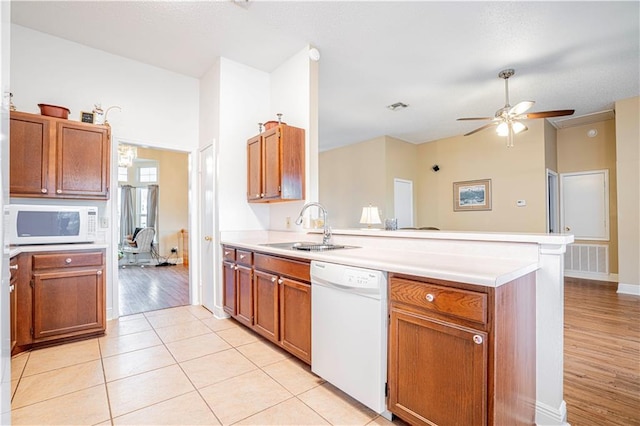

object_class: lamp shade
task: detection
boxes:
[360,205,382,227]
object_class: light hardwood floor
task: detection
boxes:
[564,277,640,426]
[118,264,189,316]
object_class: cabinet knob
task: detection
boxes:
[9,284,15,293]
[233,264,238,270]
[65,258,72,264]
[240,254,246,260]
[224,250,230,256]
[41,188,47,193]
[9,264,18,270]
[278,279,283,284]
[271,276,277,283]
[260,193,265,197]
[473,335,483,345]
[425,293,434,302]
[565,226,571,232]
[56,189,62,194]
[255,194,260,198]
[96,270,103,276]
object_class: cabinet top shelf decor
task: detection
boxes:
[247,123,305,203]
[10,111,111,200]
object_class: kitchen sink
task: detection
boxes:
[260,241,358,251]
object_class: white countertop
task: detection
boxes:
[220,230,552,287]
[9,243,109,258]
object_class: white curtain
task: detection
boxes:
[147,184,159,231]
[120,185,135,245]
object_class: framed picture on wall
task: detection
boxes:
[453,179,492,211]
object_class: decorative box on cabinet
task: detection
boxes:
[247,124,305,203]
[387,273,536,426]
[10,111,111,200]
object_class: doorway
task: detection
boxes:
[394,178,414,228]
[546,169,559,233]
[116,143,191,316]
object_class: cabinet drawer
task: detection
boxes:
[236,250,253,266]
[254,253,310,283]
[390,277,487,324]
[222,247,236,262]
[32,251,104,270]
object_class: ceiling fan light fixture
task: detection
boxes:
[496,121,509,136]
[512,121,526,134]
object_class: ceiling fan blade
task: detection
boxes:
[457,117,494,121]
[522,109,575,119]
[509,100,534,116]
[464,122,497,136]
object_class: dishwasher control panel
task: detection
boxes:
[343,268,381,289]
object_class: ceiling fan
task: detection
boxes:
[457,69,575,147]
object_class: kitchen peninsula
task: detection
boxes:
[220,228,574,425]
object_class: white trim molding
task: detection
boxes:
[565,271,618,282]
[535,400,568,426]
[617,283,640,296]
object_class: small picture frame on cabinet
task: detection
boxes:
[80,111,94,123]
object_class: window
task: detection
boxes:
[139,167,158,183]
[118,167,128,182]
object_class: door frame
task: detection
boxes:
[546,169,559,233]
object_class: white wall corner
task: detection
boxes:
[617,282,640,296]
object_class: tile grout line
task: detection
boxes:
[97,336,116,425]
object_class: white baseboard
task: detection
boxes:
[617,282,640,296]
[564,271,618,282]
[536,400,568,426]
[212,305,230,320]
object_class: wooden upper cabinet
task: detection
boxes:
[246,124,305,203]
[10,111,111,200]
[9,112,51,196]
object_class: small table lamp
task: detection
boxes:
[360,205,382,229]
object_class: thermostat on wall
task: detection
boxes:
[517,200,526,207]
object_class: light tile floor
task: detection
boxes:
[11,305,406,425]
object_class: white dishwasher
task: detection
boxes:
[311,261,390,418]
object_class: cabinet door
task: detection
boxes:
[56,121,110,199]
[279,277,311,364]
[247,135,262,201]
[262,128,281,200]
[388,307,487,426]
[235,264,253,327]
[222,261,237,316]
[9,259,18,352]
[32,267,105,340]
[253,269,279,342]
[9,114,51,196]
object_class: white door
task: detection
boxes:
[200,145,216,310]
[547,169,559,233]
[561,170,609,240]
[394,179,414,228]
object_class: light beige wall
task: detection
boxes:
[137,147,189,258]
[614,96,640,291]
[557,119,618,273]
[384,137,419,223]
[319,136,387,228]
[416,120,548,232]
[545,120,558,172]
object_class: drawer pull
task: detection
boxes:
[41,188,47,193]
[224,250,230,256]
[9,284,15,293]
[271,276,277,283]
[240,254,246,260]
[9,264,18,270]
[65,258,72,264]
[96,270,103,276]
[56,189,62,194]
[473,335,483,345]
[425,293,434,302]
[233,264,238,270]
[278,279,283,285]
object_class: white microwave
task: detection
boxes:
[7,204,98,245]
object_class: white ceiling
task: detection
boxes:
[11,1,640,151]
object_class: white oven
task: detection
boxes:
[7,204,98,245]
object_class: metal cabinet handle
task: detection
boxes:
[9,284,15,293]
[425,293,434,302]
[65,258,72,264]
[278,279,283,284]
[9,264,18,270]
[41,188,47,193]
[473,335,483,345]
[271,276,277,283]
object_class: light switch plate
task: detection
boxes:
[100,217,109,228]
[516,200,526,207]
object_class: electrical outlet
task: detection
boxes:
[286,217,291,229]
[99,217,109,228]
[171,247,178,254]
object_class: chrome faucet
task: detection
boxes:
[295,202,332,245]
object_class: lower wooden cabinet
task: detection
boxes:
[387,273,536,426]
[13,249,106,355]
[9,256,19,353]
[221,245,312,364]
